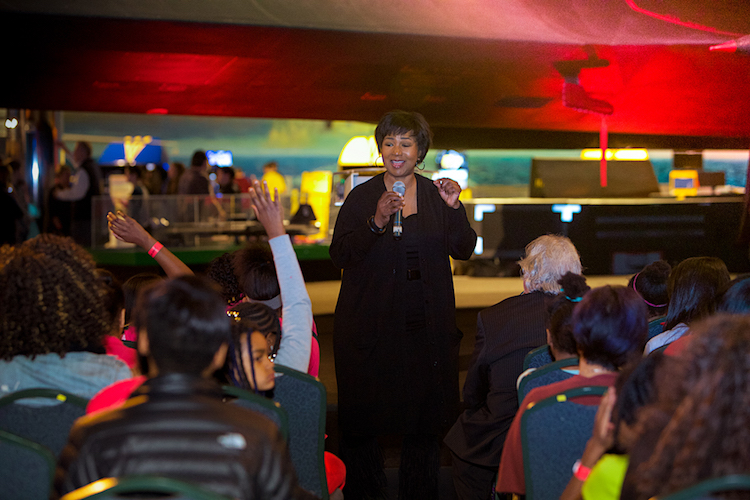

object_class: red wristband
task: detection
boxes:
[148,241,163,258]
[573,459,592,481]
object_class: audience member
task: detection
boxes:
[178,150,210,195]
[0,235,131,400]
[121,272,163,342]
[716,274,750,314]
[206,250,245,307]
[664,273,750,356]
[560,353,667,500]
[235,180,316,376]
[225,304,346,499]
[95,269,137,370]
[445,235,582,500]
[627,260,671,340]
[516,272,589,389]
[645,257,729,354]
[624,315,750,500]
[55,275,312,500]
[495,284,647,496]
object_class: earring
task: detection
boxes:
[417,159,425,171]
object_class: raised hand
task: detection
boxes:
[249,180,285,239]
[433,178,461,209]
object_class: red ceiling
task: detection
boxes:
[4,8,750,149]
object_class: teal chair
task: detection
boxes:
[522,344,553,371]
[0,388,88,457]
[655,475,750,500]
[520,386,607,500]
[517,357,579,404]
[0,429,57,499]
[60,476,232,500]
[272,364,329,499]
[222,384,289,440]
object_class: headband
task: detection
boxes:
[249,294,282,310]
[633,272,667,308]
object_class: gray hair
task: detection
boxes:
[518,235,582,294]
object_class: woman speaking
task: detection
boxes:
[330,110,477,499]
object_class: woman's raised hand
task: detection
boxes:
[433,178,461,209]
[249,180,285,239]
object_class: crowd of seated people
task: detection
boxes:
[4,187,750,500]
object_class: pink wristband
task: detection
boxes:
[573,459,592,481]
[148,242,163,258]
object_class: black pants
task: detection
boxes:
[340,434,440,500]
[450,451,497,500]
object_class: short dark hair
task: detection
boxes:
[628,260,671,317]
[717,274,750,314]
[664,257,730,330]
[190,150,207,168]
[123,273,163,326]
[134,275,230,374]
[374,110,433,163]
[234,243,280,305]
[547,273,590,356]
[573,285,647,370]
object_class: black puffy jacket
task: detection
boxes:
[56,373,313,500]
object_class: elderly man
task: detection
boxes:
[444,235,582,500]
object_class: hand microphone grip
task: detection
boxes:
[392,181,405,240]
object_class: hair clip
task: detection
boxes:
[566,295,582,302]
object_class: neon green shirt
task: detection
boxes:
[582,454,629,500]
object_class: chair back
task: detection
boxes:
[522,345,553,371]
[222,385,289,440]
[60,475,232,500]
[0,388,88,457]
[655,474,750,500]
[647,315,666,341]
[517,358,579,404]
[0,429,57,500]
[521,386,607,500]
[272,365,329,499]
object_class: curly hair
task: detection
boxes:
[635,314,750,499]
[206,252,244,305]
[0,238,109,360]
[547,272,589,357]
[519,235,582,294]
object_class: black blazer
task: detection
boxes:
[444,291,552,467]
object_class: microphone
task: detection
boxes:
[392,181,405,240]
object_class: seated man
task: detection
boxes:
[55,275,314,500]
